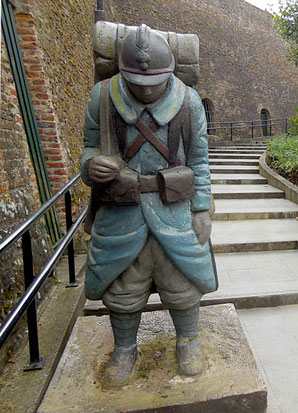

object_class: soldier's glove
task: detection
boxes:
[89,155,123,184]
[192,210,212,245]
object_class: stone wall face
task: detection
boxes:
[26,0,95,175]
[105,0,298,139]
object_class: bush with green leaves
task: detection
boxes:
[270,0,298,65]
[266,132,298,185]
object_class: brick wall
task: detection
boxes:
[14,9,69,218]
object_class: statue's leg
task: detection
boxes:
[102,237,154,385]
[152,237,205,376]
[169,304,206,376]
[104,310,141,384]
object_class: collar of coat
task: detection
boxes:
[109,73,186,126]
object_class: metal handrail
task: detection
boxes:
[0,173,87,370]
[207,117,289,140]
[208,117,288,126]
[0,208,87,348]
[0,173,81,255]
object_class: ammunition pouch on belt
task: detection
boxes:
[157,165,195,205]
[100,168,140,205]
[84,165,195,233]
[100,165,195,206]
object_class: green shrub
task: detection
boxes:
[287,109,298,135]
[266,134,298,185]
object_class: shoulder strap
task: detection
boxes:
[99,79,119,156]
[111,101,128,160]
[168,87,190,166]
[181,87,191,156]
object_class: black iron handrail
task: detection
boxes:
[0,173,87,370]
[207,117,289,140]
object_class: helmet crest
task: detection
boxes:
[136,25,151,71]
[119,24,175,86]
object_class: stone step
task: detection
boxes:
[211,184,284,199]
[209,141,268,147]
[210,165,260,174]
[212,146,267,150]
[211,173,267,184]
[209,153,262,159]
[213,198,298,220]
[209,149,265,154]
[211,173,268,184]
[204,250,298,309]
[211,218,298,253]
[209,159,260,166]
[232,143,267,146]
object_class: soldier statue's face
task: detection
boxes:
[126,80,168,104]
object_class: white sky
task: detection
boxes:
[244,0,281,13]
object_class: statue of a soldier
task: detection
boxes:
[81,24,217,385]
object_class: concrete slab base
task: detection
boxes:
[38,304,267,413]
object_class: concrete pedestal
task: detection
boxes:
[38,304,267,413]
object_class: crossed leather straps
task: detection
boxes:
[126,118,181,166]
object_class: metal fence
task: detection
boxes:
[0,173,87,370]
[207,118,289,140]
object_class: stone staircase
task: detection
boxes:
[206,142,298,308]
[210,144,298,253]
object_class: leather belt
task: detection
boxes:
[139,174,159,193]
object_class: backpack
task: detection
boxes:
[93,22,200,87]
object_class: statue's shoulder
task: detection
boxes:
[185,86,204,117]
[186,86,202,104]
[90,81,102,104]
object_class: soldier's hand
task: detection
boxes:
[192,210,212,245]
[89,156,122,183]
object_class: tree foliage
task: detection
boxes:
[270,0,298,64]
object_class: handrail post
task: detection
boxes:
[285,118,288,132]
[270,119,272,136]
[22,230,45,371]
[230,123,233,140]
[251,121,254,140]
[65,190,78,287]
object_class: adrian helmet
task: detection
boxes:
[119,24,175,86]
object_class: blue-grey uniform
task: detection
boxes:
[80,73,217,312]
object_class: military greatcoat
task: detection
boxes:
[80,73,217,299]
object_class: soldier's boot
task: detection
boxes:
[105,310,141,385]
[170,304,206,376]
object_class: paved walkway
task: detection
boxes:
[238,305,298,413]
